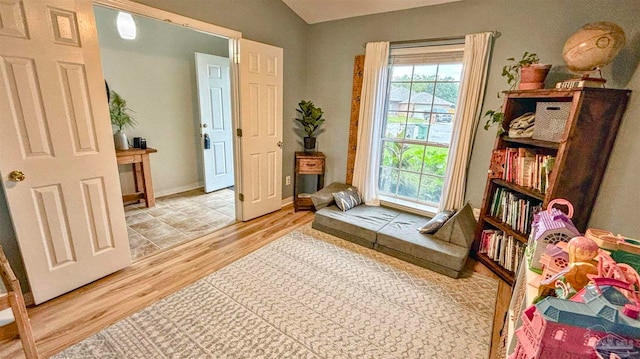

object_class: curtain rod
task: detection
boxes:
[391,35,464,45]
[363,31,501,48]
[391,31,501,44]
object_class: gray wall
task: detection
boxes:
[590,62,640,235]
[94,6,229,196]
[0,186,28,291]
[132,0,310,199]
[304,0,640,238]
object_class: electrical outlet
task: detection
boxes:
[285,176,291,185]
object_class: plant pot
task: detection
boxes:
[114,130,129,150]
[519,64,552,90]
[303,137,316,150]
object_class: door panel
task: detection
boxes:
[195,52,234,193]
[238,39,283,221]
[0,0,130,304]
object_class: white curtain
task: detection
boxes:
[352,42,390,206]
[439,32,493,211]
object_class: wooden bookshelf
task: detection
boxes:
[502,136,559,150]
[473,88,631,285]
[492,179,545,202]
[475,252,515,284]
[484,216,528,243]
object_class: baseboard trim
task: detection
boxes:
[281,196,293,207]
[155,182,203,198]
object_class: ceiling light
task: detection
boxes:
[116,11,136,40]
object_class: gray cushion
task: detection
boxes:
[332,187,362,211]
[418,210,455,234]
[314,205,401,244]
[311,182,352,210]
[432,203,476,247]
[377,211,470,272]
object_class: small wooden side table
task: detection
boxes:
[116,147,157,207]
[294,151,325,211]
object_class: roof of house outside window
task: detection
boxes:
[389,86,454,107]
[401,92,453,106]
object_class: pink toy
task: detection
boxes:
[586,250,640,303]
[538,243,569,285]
[510,280,640,359]
[587,228,640,256]
[528,199,580,273]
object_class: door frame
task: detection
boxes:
[94,0,246,220]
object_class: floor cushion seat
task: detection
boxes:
[312,205,401,248]
[312,202,476,278]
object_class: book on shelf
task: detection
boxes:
[489,187,542,235]
[495,147,555,194]
[479,229,527,273]
[489,149,506,179]
[555,77,606,89]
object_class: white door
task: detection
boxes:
[0,0,130,304]
[237,39,283,221]
[195,53,234,193]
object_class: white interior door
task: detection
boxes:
[195,52,234,193]
[238,39,283,221]
[0,0,130,304]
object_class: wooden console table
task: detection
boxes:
[116,148,157,207]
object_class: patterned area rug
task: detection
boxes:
[53,224,498,359]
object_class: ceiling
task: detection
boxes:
[281,0,462,24]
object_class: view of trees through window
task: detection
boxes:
[379,62,463,206]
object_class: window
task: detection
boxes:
[379,44,464,208]
[554,329,567,341]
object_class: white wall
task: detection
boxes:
[94,6,229,196]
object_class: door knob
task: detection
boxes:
[277,141,283,148]
[9,170,26,182]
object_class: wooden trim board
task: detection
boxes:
[345,55,365,185]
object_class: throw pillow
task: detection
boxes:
[417,210,456,234]
[310,182,352,210]
[332,187,362,212]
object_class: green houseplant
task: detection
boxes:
[503,52,551,90]
[109,90,137,150]
[295,100,325,150]
[484,52,551,132]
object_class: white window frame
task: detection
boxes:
[379,43,465,215]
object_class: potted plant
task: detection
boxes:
[295,100,324,150]
[109,90,137,150]
[503,52,552,90]
[484,52,551,132]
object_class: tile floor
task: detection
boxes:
[125,188,236,261]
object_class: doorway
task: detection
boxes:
[94,5,236,260]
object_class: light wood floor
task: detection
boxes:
[0,205,510,359]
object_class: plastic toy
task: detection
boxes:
[587,228,640,275]
[536,236,599,300]
[510,281,640,359]
[528,199,580,274]
[539,243,569,282]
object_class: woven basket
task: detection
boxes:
[532,102,571,142]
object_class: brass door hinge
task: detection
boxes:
[238,193,244,201]
[237,129,242,137]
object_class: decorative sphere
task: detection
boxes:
[562,22,626,74]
